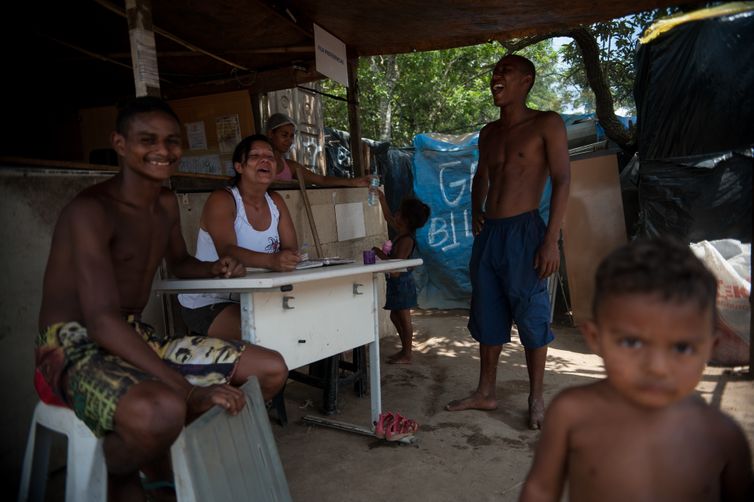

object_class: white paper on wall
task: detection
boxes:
[185,121,208,150]
[335,202,366,241]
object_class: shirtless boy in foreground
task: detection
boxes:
[520,238,753,502]
[36,97,287,501]
[446,54,570,429]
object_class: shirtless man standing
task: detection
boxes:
[445,54,570,429]
[36,97,288,500]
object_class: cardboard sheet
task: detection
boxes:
[563,153,627,325]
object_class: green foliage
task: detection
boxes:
[322,41,565,146]
[322,8,678,146]
[559,8,677,113]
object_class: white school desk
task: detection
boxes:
[154,258,423,433]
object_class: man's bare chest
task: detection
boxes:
[109,211,169,267]
[486,129,545,168]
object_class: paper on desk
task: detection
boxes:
[245,257,355,274]
[295,260,325,270]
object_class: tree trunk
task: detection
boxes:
[375,55,399,142]
[499,28,635,150]
[567,27,633,149]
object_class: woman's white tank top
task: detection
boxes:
[178,187,280,309]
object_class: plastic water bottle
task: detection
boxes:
[299,243,310,262]
[367,176,380,206]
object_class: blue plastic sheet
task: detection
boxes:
[412,133,478,309]
[411,132,554,309]
[561,112,635,143]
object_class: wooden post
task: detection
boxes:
[250,92,264,134]
[346,49,365,178]
[126,0,161,97]
[749,292,754,380]
[295,166,323,258]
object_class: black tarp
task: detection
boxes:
[633,8,754,242]
[324,128,355,179]
[635,153,752,241]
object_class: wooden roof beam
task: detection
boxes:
[104,46,315,60]
[94,0,249,71]
[162,63,322,98]
[253,0,315,38]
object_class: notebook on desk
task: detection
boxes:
[295,260,325,270]
[297,257,355,269]
[245,257,355,273]
[321,257,355,266]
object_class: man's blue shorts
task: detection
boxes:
[467,210,554,349]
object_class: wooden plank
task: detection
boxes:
[126,0,161,97]
[562,153,627,325]
[295,166,324,258]
[346,48,365,177]
[95,0,249,71]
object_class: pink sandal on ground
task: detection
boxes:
[373,411,395,439]
[385,412,418,442]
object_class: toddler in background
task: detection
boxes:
[519,237,753,502]
[372,190,430,364]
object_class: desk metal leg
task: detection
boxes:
[369,276,382,426]
[302,274,384,439]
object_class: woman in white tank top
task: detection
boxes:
[178,134,300,341]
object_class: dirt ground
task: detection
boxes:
[37,309,753,501]
[275,310,754,502]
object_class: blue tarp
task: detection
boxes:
[411,132,552,309]
[412,133,479,309]
[560,112,635,142]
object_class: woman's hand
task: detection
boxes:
[352,175,373,187]
[271,249,301,272]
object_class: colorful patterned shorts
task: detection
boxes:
[35,317,245,437]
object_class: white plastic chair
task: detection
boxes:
[18,401,195,502]
[18,401,106,501]
[19,377,287,501]
[17,401,195,502]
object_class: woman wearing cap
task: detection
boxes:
[178,133,301,341]
[266,112,373,187]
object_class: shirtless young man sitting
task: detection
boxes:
[35,97,288,501]
[445,54,570,429]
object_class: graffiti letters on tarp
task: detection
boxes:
[427,160,476,252]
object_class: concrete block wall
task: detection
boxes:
[0,169,114,495]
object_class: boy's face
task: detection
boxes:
[582,293,715,409]
[111,111,182,182]
[490,57,531,106]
